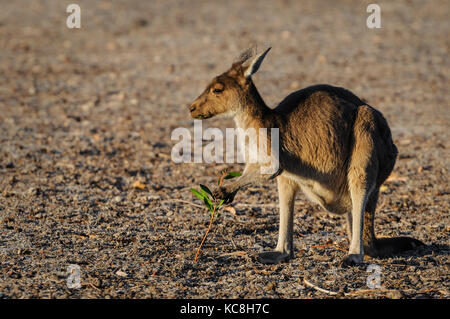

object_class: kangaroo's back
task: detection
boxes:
[274,84,365,114]
[275,85,365,177]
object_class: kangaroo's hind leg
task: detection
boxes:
[258,175,298,264]
[341,182,375,266]
[341,106,378,267]
[345,188,379,252]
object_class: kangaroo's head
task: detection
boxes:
[188,46,271,119]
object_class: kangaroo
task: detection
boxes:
[188,46,424,266]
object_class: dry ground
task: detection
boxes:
[0,0,448,298]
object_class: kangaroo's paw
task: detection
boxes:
[258,251,292,264]
[212,186,237,205]
[340,254,364,267]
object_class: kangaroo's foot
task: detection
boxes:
[340,254,364,267]
[258,251,292,264]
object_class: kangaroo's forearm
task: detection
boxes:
[225,165,282,193]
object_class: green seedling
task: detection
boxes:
[190,170,242,263]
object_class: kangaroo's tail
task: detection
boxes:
[360,107,425,258]
[365,237,426,258]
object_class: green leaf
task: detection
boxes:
[203,193,212,207]
[190,188,205,201]
[200,184,213,197]
[224,172,242,179]
[203,197,213,213]
[199,189,210,200]
[216,199,225,210]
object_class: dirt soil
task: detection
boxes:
[0,0,448,299]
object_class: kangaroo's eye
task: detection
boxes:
[212,83,224,94]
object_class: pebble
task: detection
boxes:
[116,270,128,278]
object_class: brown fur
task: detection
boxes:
[189,47,424,265]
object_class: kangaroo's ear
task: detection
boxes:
[243,47,271,78]
[235,45,257,65]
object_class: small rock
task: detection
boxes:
[132,180,146,190]
[116,270,128,277]
[417,165,433,173]
[112,196,123,203]
[89,277,102,288]
[106,41,117,51]
[408,275,420,285]
[9,271,22,279]
[266,282,276,291]
[281,30,291,39]
[167,65,175,74]
[134,18,149,27]
[290,81,300,90]
[26,187,40,197]
[398,139,411,145]
[318,55,327,64]
[312,255,329,262]
[388,290,404,299]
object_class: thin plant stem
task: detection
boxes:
[194,200,217,263]
[193,170,235,263]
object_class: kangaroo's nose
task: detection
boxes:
[189,104,197,112]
